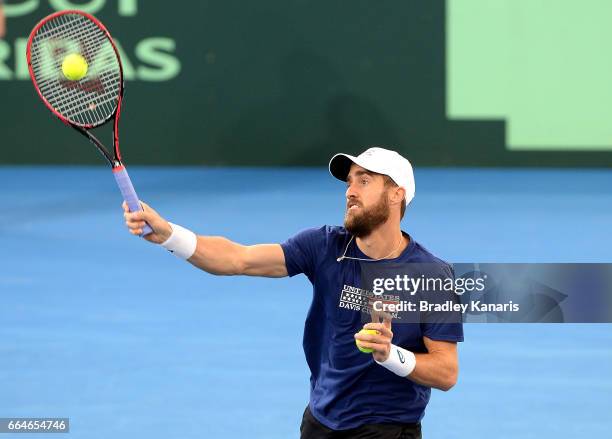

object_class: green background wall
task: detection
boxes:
[1,0,612,166]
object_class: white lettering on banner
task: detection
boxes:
[0,41,12,80]
[48,0,106,14]
[5,0,138,17]
[135,38,181,82]
[1,0,180,82]
[118,0,138,16]
[1,38,180,82]
[4,0,39,18]
[14,38,29,80]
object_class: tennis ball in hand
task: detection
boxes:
[62,53,88,81]
[356,329,379,353]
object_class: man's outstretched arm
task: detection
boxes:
[123,202,288,278]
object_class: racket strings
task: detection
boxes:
[33,14,119,124]
[45,69,119,122]
[29,13,121,126]
[32,14,119,111]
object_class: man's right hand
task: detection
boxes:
[123,201,173,244]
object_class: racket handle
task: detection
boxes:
[113,166,153,236]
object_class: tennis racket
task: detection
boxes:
[26,10,152,236]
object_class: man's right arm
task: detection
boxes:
[123,202,288,278]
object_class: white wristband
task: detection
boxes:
[161,222,197,260]
[376,344,416,377]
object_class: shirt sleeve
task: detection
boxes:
[280,226,328,281]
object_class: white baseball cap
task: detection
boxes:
[328,147,415,203]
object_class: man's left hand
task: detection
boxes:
[354,318,393,362]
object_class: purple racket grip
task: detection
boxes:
[113,166,153,236]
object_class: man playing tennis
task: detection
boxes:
[124,147,462,438]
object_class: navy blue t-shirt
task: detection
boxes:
[281,225,464,430]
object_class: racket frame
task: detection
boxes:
[27,9,123,165]
[26,10,152,236]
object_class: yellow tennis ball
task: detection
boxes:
[62,53,88,81]
[356,329,379,354]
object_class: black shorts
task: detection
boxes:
[300,406,422,439]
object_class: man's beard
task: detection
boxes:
[344,193,390,238]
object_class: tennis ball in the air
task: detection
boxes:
[62,53,88,81]
[356,329,379,354]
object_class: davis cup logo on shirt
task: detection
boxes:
[338,284,400,319]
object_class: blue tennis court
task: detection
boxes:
[1,166,610,438]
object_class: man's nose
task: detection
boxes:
[346,183,358,199]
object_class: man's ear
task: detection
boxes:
[389,186,405,206]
